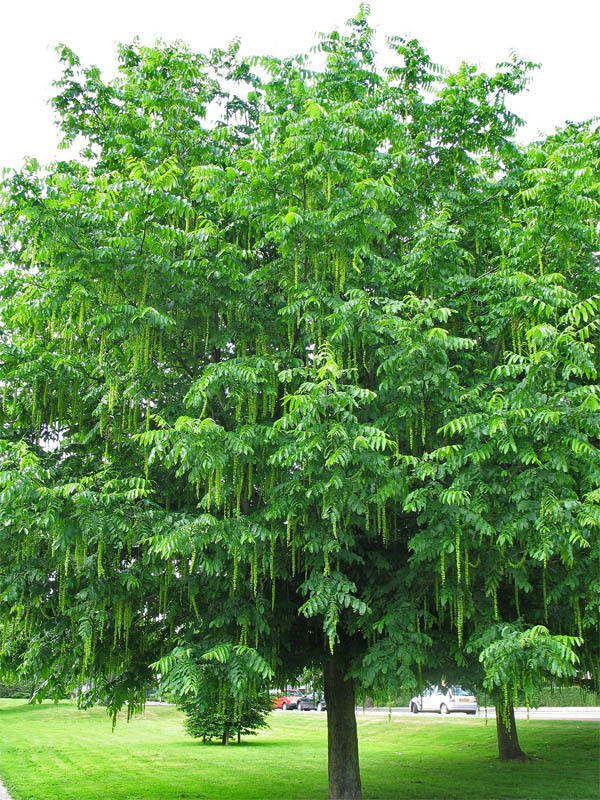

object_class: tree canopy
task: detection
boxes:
[1,8,598,798]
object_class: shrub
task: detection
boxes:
[180,691,272,745]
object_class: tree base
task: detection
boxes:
[324,657,362,800]
[496,699,527,761]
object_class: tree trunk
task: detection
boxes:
[495,698,527,760]
[222,728,229,746]
[237,728,241,744]
[324,656,362,800]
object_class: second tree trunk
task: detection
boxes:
[495,698,527,760]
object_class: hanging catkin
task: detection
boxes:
[206,471,213,509]
[215,463,222,508]
[233,546,239,591]
[339,252,346,293]
[291,537,296,577]
[542,565,548,623]
[247,461,253,501]
[97,530,104,577]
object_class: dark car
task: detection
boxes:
[297,693,326,711]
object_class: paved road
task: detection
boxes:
[357,706,600,721]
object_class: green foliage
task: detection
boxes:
[180,686,271,744]
[152,643,273,698]
[0,9,597,769]
[477,624,582,717]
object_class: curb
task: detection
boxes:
[0,778,12,800]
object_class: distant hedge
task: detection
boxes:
[364,685,599,709]
[0,683,32,699]
[533,685,600,707]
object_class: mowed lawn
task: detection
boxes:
[0,700,597,800]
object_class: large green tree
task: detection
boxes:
[1,9,598,797]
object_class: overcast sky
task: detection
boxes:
[1,0,598,169]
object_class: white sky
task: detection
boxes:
[1,0,598,169]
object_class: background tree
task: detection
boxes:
[181,690,272,745]
[0,8,598,799]
[158,645,273,745]
[477,624,581,760]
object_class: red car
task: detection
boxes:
[272,690,303,710]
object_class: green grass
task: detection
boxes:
[0,700,597,799]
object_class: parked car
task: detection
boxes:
[297,693,327,712]
[272,690,303,710]
[409,685,477,715]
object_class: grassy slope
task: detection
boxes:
[0,700,597,800]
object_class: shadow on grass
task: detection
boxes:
[176,738,292,749]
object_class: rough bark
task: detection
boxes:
[324,656,362,800]
[495,698,527,760]
[222,728,230,746]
